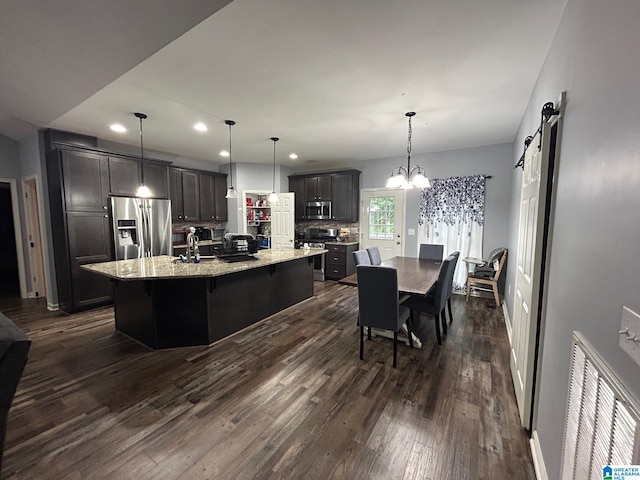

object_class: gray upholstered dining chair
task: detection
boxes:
[356,265,412,367]
[419,243,444,262]
[402,255,455,345]
[366,246,382,265]
[353,249,372,266]
[444,251,460,323]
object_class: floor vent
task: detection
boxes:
[561,332,640,479]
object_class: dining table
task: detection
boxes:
[338,256,443,348]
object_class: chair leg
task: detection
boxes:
[359,325,364,360]
[492,283,500,307]
[466,278,471,302]
[448,298,453,324]
[434,314,442,345]
[367,326,372,340]
[393,331,398,368]
[441,309,447,335]
[406,320,414,349]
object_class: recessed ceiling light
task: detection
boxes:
[289,153,298,160]
[110,124,127,133]
[194,122,208,132]
[220,150,230,157]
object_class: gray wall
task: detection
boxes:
[505,0,640,477]
[354,142,513,257]
[0,133,20,177]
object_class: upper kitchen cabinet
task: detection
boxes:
[169,167,200,221]
[289,177,305,221]
[170,167,227,223]
[141,161,169,199]
[304,175,332,202]
[331,171,360,222]
[108,156,140,197]
[289,169,360,222]
[199,172,228,222]
[62,150,110,212]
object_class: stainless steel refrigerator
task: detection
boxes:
[110,196,172,260]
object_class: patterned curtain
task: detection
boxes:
[418,174,487,291]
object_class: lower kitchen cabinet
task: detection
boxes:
[325,243,358,280]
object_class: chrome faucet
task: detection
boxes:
[185,227,200,263]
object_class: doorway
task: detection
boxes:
[0,180,24,299]
[359,189,405,260]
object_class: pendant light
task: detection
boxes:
[224,120,238,199]
[134,112,152,198]
[386,112,431,189]
[268,137,279,203]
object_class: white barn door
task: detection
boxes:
[510,123,552,429]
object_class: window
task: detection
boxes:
[368,196,395,240]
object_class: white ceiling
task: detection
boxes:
[2,0,567,169]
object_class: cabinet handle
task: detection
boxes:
[104,214,108,218]
[103,206,107,210]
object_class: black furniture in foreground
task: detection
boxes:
[403,255,456,345]
[356,265,412,367]
[0,313,31,478]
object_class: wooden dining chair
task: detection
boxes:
[466,249,507,306]
[419,243,444,261]
[356,265,412,367]
[402,255,455,345]
[444,251,460,323]
[366,246,382,265]
[353,249,372,266]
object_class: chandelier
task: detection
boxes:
[386,112,431,189]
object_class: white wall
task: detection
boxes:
[505,0,640,477]
[354,142,513,257]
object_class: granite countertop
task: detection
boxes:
[81,249,327,281]
[324,241,359,246]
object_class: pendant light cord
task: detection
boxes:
[406,112,412,174]
[272,138,277,192]
[139,116,145,184]
[228,123,233,186]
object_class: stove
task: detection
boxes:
[304,228,338,281]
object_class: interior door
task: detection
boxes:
[271,193,294,248]
[359,189,404,260]
[510,123,552,429]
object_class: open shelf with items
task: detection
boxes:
[243,191,272,248]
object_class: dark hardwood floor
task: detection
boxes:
[1,282,535,480]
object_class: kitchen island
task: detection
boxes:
[82,249,326,349]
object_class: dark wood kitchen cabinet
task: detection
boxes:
[199,172,228,221]
[304,175,331,201]
[325,243,359,280]
[289,177,306,221]
[109,156,169,199]
[289,169,360,222]
[62,150,110,212]
[169,167,200,221]
[331,171,360,222]
[47,148,114,312]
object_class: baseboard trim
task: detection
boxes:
[503,302,512,344]
[47,302,59,311]
[530,430,548,480]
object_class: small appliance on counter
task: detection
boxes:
[214,233,259,262]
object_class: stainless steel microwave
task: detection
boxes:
[305,201,331,220]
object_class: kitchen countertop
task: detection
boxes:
[81,249,327,281]
[324,241,359,246]
[173,239,221,248]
